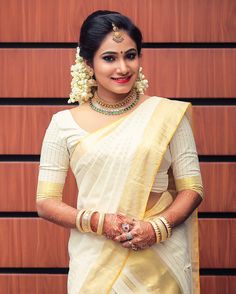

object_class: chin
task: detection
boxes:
[112,85,134,95]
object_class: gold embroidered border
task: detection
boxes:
[36,181,63,200]
[175,176,204,198]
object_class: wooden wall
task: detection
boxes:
[0,0,235,293]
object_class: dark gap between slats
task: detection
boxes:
[198,212,236,218]
[0,212,235,218]
[0,98,235,105]
[0,42,236,49]
[200,269,236,276]
[0,268,234,275]
[0,212,39,217]
[0,155,40,162]
[0,155,235,162]
[0,268,69,274]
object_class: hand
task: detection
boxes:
[103,213,135,240]
[114,220,156,250]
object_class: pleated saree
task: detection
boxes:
[64,97,201,293]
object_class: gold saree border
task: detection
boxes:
[36,181,63,200]
[175,175,204,198]
[79,98,197,293]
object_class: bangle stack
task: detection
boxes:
[148,216,172,243]
[75,209,105,235]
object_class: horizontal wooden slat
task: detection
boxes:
[0,49,236,98]
[0,219,69,267]
[1,162,235,212]
[0,274,67,294]
[0,0,235,42]
[0,106,235,155]
[199,219,235,268]
[192,106,236,155]
[0,219,234,268]
[0,275,235,294]
[199,162,236,212]
[200,276,236,294]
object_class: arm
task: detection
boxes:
[36,115,134,235]
[116,114,203,248]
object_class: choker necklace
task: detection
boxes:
[89,89,140,115]
[94,89,135,109]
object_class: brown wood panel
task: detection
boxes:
[200,276,236,294]
[192,106,236,155]
[1,162,235,212]
[0,163,77,211]
[144,49,236,98]
[0,218,69,267]
[0,275,235,294]
[0,106,235,155]
[0,49,236,98]
[0,106,68,154]
[0,0,235,42]
[0,274,67,294]
[199,163,236,212]
[199,219,235,268]
[0,219,234,268]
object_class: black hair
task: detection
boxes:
[79,10,143,64]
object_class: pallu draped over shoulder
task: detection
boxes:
[37,97,203,294]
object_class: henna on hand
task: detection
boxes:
[114,220,156,250]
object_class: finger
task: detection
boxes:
[121,240,133,249]
[114,231,135,242]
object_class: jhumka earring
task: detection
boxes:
[68,47,97,104]
[112,23,124,43]
[134,67,149,94]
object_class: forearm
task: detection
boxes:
[36,198,120,235]
[160,189,202,228]
[36,198,78,229]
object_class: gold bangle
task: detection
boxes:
[88,210,97,232]
[82,210,96,233]
[148,220,161,243]
[159,216,172,238]
[81,210,91,232]
[97,213,105,235]
[153,218,168,241]
[76,209,86,232]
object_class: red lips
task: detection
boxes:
[111,76,131,84]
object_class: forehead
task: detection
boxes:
[95,31,137,54]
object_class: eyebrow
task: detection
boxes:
[101,48,137,56]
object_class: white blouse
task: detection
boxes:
[38,109,202,195]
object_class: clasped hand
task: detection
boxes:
[103,213,156,250]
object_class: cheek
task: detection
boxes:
[94,63,114,79]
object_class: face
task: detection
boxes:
[91,31,140,100]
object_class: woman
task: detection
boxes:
[36,10,203,294]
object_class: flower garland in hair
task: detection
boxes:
[68,47,97,104]
[134,67,149,95]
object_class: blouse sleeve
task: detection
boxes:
[170,115,204,198]
[36,115,70,201]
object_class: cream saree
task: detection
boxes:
[68,97,200,294]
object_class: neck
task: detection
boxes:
[96,88,131,103]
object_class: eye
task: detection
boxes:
[102,55,115,62]
[126,52,137,60]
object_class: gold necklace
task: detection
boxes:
[89,90,140,115]
[93,89,135,109]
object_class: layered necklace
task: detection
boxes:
[89,88,140,115]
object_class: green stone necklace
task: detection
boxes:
[89,91,140,115]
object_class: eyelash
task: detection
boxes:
[102,53,137,62]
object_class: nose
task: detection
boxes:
[117,58,129,75]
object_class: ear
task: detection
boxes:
[85,59,93,70]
